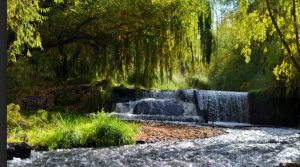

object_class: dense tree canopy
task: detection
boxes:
[8,0,213,88]
[7,0,300,92]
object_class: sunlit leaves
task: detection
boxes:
[7,0,49,62]
[273,61,297,89]
[234,0,300,90]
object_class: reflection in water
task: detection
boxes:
[8,127,300,167]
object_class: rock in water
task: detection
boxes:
[7,142,32,160]
[133,99,185,116]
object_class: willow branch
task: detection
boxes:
[265,0,300,73]
[292,0,300,56]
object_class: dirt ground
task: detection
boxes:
[134,122,224,143]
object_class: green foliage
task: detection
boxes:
[233,0,300,92]
[209,44,280,91]
[209,3,283,91]
[7,106,139,150]
[7,103,51,131]
[75,112,138,147]
[151,79,189,90]
[27,114,82,149]
[56,90,76,106]
[199,0,213,64]
[21,0,213,87]
[7,0,49,62]
[28,111,138,150]
[7,103,23,131]
[186,74,210,90]
[7,57,37,102]
[7,103,59,143]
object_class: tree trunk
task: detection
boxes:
[59,46,68,79]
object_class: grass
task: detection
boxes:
[185,74,210,90]
[151,80,189,90]
[7,103,139,150]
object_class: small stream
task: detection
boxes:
[8,126,300,167]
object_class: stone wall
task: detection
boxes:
[248,88,300,126]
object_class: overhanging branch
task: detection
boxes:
[292,0,300,56]
[265,0,300,73]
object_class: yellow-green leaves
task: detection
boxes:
[234,0,300,90]
[273,61,297,88]
[7,0,49,63]
[241,47,251,63]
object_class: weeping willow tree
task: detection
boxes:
[199,0,213,64]
[32,0,213,87]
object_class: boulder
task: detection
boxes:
[19,95,55,110]
[7,142,32,160]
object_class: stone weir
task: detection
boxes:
[195,90,248,123]
[112,89,249,123]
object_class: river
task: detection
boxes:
[8,126,300,167]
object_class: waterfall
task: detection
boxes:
[114,97,200,122]
[113,89,249,123]
[195,90,249,123]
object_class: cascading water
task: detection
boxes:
[195,90,249,123]
[113,89,249,123]
[113,97,201,122]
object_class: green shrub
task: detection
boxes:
[28,120,78,149]
[8,105,52,130]
[7,103,61,143]
[83,112,138,146]
[7,103,24,130]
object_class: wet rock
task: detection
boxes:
[280,141,289,144]
[55,88,82,106]
[176,89,195,102]
[135,140,146,144]
[268,139,278,143]
[111,87,140,102]
[145,90,177,99]
[278,163,300,167]
[7,142,32,160]
[133,99,185,116]
[20,95,55,110]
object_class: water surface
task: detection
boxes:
[8,127,300,167]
